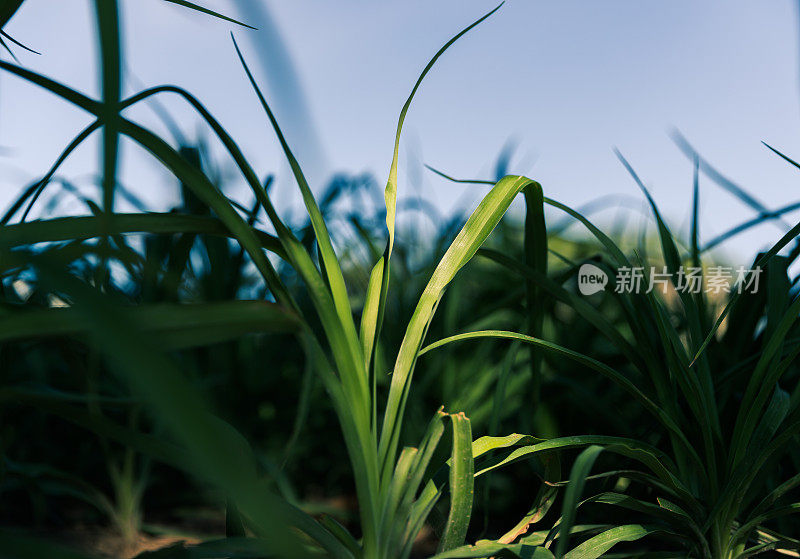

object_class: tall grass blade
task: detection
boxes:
[232,35,361,362]
[379,175,535,479]
[361,3,503,381]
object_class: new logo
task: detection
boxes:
[578,263,608,295]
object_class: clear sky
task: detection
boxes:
[2,0,800,267]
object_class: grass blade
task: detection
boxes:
[563,524,659,559]
[162,0,255,28]
[362,3,503,382]
[0,212,282,256]
[93,0,121,216]
[438,413,475,552]
[431,541,555,559]
[378,175,535,480]
[232,36,361,357]
[554,446,603,558]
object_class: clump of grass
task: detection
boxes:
[1,2,533,557]
[423,147,800,558]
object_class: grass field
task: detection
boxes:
[2,2,800,558]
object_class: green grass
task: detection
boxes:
[2,2,800,559]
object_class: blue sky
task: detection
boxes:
[1,0,800,266]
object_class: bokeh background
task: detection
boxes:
[2,0,800,265]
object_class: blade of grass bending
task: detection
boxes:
[438,413,475,553]
[232,35,361,364]
[7,121,101,224]
[0,61,101,111]
[0,212,283,256]
[378,175,533,482]
[425,164,494,185]
[587,492,690,524]
[469,433,697,511]
[474,439,682,493]
[383,2,502,255]
[162,0,255,28]
[553,446,603,558]
[425,166,682,415]
[2,180,40,225]
[0,31,39,56]
[419,329,699,468]
[575,493,706,554]
[362,4,503,386]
